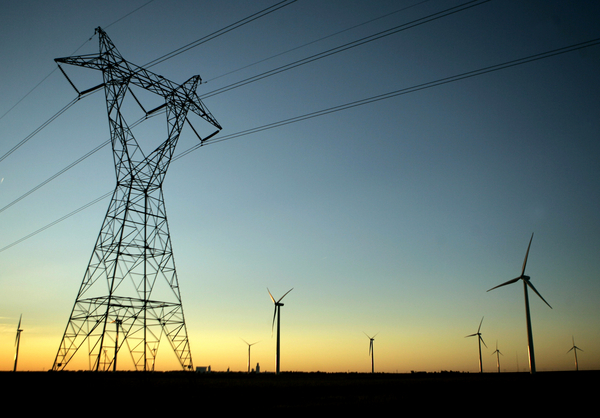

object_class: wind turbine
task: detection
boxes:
[110,317,122,372]
[491,340,503,373]
[13,314,23,372]
[566,336,583,371]
[241,338,259,373]
[487,233,552,374]
[465,317,487,373]
[268,287,293,375]
[364,332,378,374]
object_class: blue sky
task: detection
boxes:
[1,0,599,372]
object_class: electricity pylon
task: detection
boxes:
[52,27,221,371]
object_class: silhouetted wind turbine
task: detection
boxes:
[268,287,293,375]
[491,340,503,373]
[465,317,487,373]
[110,317,122,372]
[13,314,23,372]
[566,336,583,371]
[241,338,259,373]
[487,233,552,374]
[364,332,378,374]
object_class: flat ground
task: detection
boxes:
[2,370,594,412]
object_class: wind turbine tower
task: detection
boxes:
[566,337,583,371]
[487,233,552,374]
[51,27,221,371]
[465,317,487,373]
[13,315,23,372]
[364,332,378,374]
[491,340,503,373]
[241,338,259,373]
[268,288,293,374]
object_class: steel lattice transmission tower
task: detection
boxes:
[52,27,221,371]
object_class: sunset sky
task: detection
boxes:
[1,0,599,373]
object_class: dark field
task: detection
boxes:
[3,370,594,412]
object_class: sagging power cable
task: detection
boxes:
[2,35,598,254]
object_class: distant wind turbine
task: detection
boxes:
[487,233,552,374]
[13,314,23,372]
[241,338,259,373]
[491,340,503,373]
[465,317,487,373]
[566,336,583,371]
[364,332,378,374]
[268,287,293,375]
[110,317,122,372]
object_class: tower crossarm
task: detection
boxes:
[55,27,221,132]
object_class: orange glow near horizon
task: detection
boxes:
[2,326,598,373]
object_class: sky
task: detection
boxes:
[0,0,599,373]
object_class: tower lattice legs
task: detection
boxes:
[52,27,220,371]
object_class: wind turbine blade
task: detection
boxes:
[465,333,477,338]
[566,347,574,354]
[271,306,277,334]
[480,335,488,348]
[521,233,534,276]
[487,277,520,292]
[277,287,294,303]
[267,288,275,304]
[15,314,22,345]
[525,280,552,309]
[478,317,484,333]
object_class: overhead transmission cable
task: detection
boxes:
[143,0,297,69]
[0,0,297,165]
[0,0,574,215]
[104,0,157,30]
[200,0,491,99]
[2,36,598,254]
[0,0,478,213]
[0,0,441,198]
[0,97,80,164]
[0,111,160,215]
[179,37,600,153]
[206,0,432,83]
[0,0,158,123]
[0,192,113,253]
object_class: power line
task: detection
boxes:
[0,97,80,164]
[182,37,600,151]
[199,0,491,99]
[0,0,453,194]
[143,0,297,69]
[0,111,160,214]
[2,36,598,254]
[205,0,432,83]
[0,1,159,123]
[0,1,297,164]
[0,192,112,254]
[104,0,157,30]
[0,139,110,215]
